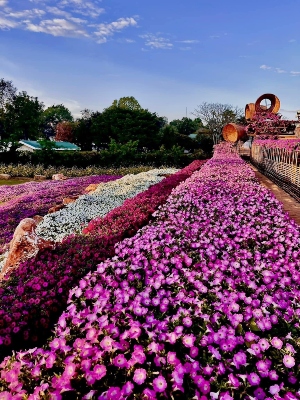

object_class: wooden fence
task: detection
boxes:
[251,143,300,201]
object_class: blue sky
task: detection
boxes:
[0,0,299,121]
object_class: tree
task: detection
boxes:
[169,117,203,136]
[4,91,44,140]
[0,78,17,111]
[42,104,73,138]
[0,78,17,139]
[192,102,243,144]
[95,106,162,150]
[55,121,74,142]
[73,110,94,151]
[106,96,142,111]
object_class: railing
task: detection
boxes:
[251,143,300,201]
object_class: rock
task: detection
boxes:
[34,175,46,181]
[85,183,99,193]
[63,195,79,205]
[52,174,67,181]
[0,174,11,180]
[48,204,65,213]
[32,215,44,225]
[1,218,54,280]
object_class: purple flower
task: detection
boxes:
[247,372,261,386]
[283,355,295,368]
[113,354,127,368]
[271,337,283,349]
[269,384,280,395]
[133,368,147,385]
[153,375,167,393]
[107,387,121,400]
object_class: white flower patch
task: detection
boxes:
[36,169,178,242]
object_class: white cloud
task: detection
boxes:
[179,46,192,51]
[290,71,300,76]
[59,0,104,18]
[0,16,19,29]
[6,8,45,19]
[275,68,286,73]
[289,39,296,43]
[141,34,173,50]
[0,0,7,6]
[260,64,272,70]
[46,6,71,18]
[176,40,199,43]
[94,17,138,43]
[26,18,89,38]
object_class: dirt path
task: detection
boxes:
[250,165,300,226]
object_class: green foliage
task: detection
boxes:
[196,133,214,154]
[42,104,73,138]
[106,96,142,111]
[169,117,203,136]
[4,91,44,140]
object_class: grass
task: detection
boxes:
[0,177,33,186]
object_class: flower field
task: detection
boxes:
[254,139,300,152]
[35,168,178,242]
[0,161,204,361]
[0,146,300,399]
[0,175,120,252]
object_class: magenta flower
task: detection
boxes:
[247,372,261,386]
[107,387,121,400]
[93,364,106,380]
[271,337,283,349]
[133,368,147,385]
[113,354,127,368]
[283,355,295,368]
[153,375,167,393]
[182,334,195,348]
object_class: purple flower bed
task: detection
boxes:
[0,175,120,251]
[0,147,299,399]
[254,139,300,152]
[0,161,205,361]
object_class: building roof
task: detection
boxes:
[19,140,80,151]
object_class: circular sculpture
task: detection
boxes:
[245,103,256,120]
[254,93,280,114]
[222,123,247,143]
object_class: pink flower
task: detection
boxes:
[153,375,167,393]
[107,387,121,400]
[133,368,147,385]
[182,334,195,348]
[113,354,127,368]
[283,355,295,368]
[93,364,106,380]
[100,336,114,351]
[271,337,283,349]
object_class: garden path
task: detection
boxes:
[250,165,300,226]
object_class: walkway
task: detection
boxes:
[250,165,300,226]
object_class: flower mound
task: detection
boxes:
[0,148,299,398]
[0,175,120,252]
[36,169,178,242]
[0,161,204,360]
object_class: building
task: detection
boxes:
[18,140,80,152]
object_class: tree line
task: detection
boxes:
[0,78,244,155]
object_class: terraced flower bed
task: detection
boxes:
[0,161,205,360]
[0,175,121,251]
[0,146,299,399]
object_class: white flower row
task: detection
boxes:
[36,168,178,242]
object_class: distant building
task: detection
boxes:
[18,140,80,152]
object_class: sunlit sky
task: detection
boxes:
[0,0,299,121]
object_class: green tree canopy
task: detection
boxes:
[42,104,73,138]
[106,96,142,111]
[169,117,203,136]
[4,91,44,140]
